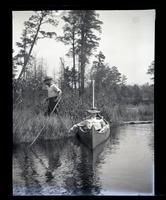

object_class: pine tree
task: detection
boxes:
[16,11,58,85]
[121,75,127,86]
[91,51,108,90]
[59,10,103,97]
[58,11,78,90]
[76,10,103,96]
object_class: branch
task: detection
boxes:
[16,15,44,84]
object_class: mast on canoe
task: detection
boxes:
[87,80,100,114]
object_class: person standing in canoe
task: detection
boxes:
[43,76,62,116]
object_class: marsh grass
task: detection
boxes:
[13,101,154,144]
[13,108,75,144]
[99,103,154,124]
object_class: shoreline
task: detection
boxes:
[13,102,154,145]
[13,119,154,145]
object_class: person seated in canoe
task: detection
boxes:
[43,76,62,116]
[69,108,106,133]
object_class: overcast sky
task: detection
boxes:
[12,10,155,85]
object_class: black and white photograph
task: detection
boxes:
[12,10,155,196]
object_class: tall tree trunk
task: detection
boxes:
[72,39,76,91]
[80,58,85,96]
[23,29,27,79]
[80,29,85,98]
[60,57,65,89]
[78,62,81,97]
[16,14,44,85]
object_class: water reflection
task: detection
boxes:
[74,143,102,195]
[13,145,42,195]
[31,139,64,182]
[13,124,154,195]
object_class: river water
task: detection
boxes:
[13,124,154,196]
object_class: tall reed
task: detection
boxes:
[13,108,74,144]
[13,90,154,144]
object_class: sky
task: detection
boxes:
[12,10,155,85]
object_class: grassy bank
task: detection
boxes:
[13,109,75,144]
[13,103,154,145]
[102,103,154,124]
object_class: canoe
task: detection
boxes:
[71,80,111,149]
[77,118,110,149]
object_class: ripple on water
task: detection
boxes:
[13,124,154,196]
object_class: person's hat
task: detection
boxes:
[44,76,52,82]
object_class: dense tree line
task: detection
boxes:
[13,10,154,113]
[59,51,154,106]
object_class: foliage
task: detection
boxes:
[13,55,47,106]
[57,11,79,90]
[58,10,103,96]
[15,11,58,84]
[147,61,154,81]
[76,10,103,96]
[12,50,18,79]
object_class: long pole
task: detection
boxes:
[92,80,95,109]
[28,96,62,147]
